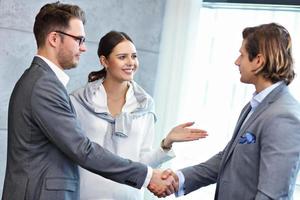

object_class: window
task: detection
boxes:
[203,0,300,6]
[158,4,300,200]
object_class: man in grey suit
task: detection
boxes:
[1,2,176,200]
[162,23,300,199]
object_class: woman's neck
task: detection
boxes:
[102,78,129,117]
[102,79,129,99]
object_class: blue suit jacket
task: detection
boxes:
[181,83,300,200]
[2,57,147,200]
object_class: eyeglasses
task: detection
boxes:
[55,30,86,46]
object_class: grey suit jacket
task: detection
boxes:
[2,57,147,200]
[181,83,300,200]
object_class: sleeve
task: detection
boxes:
[138,114,175,168]
[180,151,223,195]
[31,77,148,189]
[255,111,300,199]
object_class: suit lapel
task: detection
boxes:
[232,103,252,139]
[222,103,252,165]
[215,103,252,199]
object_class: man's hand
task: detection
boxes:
[147,169,177,198]
[162,168,179,190]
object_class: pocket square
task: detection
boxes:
[239,132,256,144]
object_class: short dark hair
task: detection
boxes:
[242,23,295,85]
[33,1,86,48]
[88,31,133,82]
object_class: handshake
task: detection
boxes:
[147,168,179,198]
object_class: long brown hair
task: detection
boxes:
[242,23,295,85]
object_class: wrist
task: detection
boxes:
[161,138,172,150]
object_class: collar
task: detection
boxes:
[87,80,136,113]
[36,55,70,88]
[70,79,156,138]
[250,81,283,110]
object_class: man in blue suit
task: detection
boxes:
[1,2,176,200]
[163,23,300,199]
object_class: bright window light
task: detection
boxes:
[163,5,300,200]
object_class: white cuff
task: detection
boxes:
[142,166,153,187]
[175,170,185,197]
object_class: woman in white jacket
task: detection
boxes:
[70,31,207,200]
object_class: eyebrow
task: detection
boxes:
[115,52,137,56]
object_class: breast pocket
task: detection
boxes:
[234,134,259,170]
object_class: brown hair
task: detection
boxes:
[33,1,86,48]
[242,23,295,85]
[88,31,133,82]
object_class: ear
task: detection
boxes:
[255,53,265,68]
[99,55,108,68]
[47,32,60,47]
